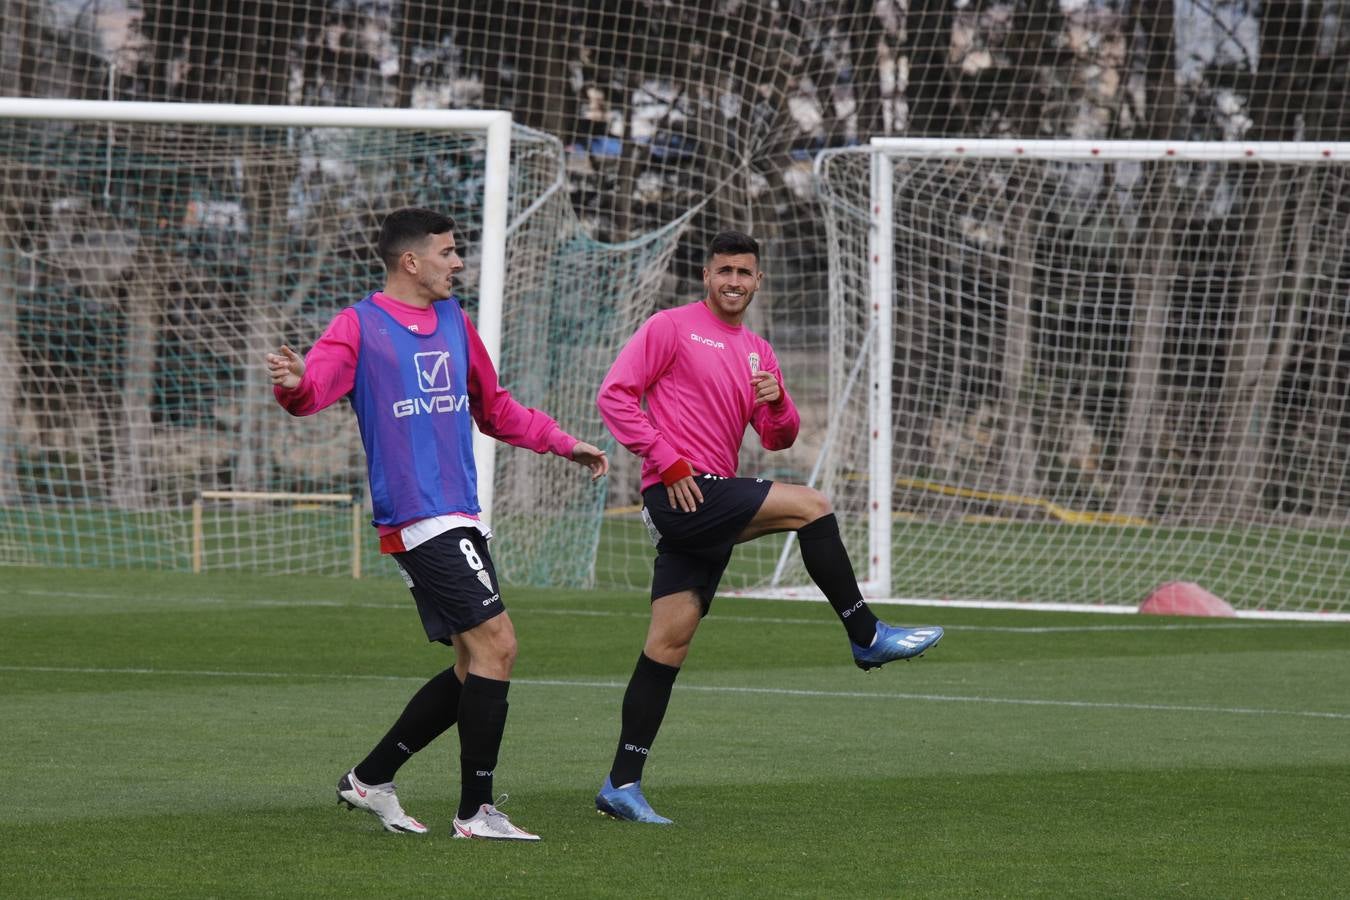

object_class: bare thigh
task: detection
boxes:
[736,482,832,542]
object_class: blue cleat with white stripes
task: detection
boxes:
[852,622,944,671]
[595,776,673,825]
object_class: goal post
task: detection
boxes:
[0,98,511,525]
[0,97,688,584]
[807,137,1350,617]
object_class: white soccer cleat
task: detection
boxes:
[452,802,541,841]
[336,769,428,835]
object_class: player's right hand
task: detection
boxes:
[667,475,703,513]
[570,441,610,482]
[267,345,305,390]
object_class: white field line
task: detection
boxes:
[2,665,1347,721]
[520,608,1332,633]
[731,588,1350,622]
[7,586,1349,621]
[1,589,1335,633]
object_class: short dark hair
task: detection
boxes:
[707,230,759,263]
[377,207,455,270]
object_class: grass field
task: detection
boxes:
[3,565,1349,898]
[6,506,1350,612]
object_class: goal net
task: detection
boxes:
[0,100,682,582]
[805,139,1350,617]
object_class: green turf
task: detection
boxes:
[7,506,1350,612]
[3,566,1349,898]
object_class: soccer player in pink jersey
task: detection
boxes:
[592,230,944,824]
[267,208,608,841]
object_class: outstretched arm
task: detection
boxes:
[268,309,361,416]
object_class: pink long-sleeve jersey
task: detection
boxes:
[597,300,800,490]
[274,291,578,543]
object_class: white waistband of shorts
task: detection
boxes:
[398,514,492,552]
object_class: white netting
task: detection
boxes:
[812,141,1350,614]
[0,109,682,582]
[2,3,1348,603]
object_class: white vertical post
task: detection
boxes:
[0,99,516,528]
[471,112,511,527]
[867,143,894,597]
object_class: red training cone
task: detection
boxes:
[1139,581,1236,618]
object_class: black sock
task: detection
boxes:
[797,513,880,647]
[609,653,680,787]
[354,666,462,785]
[456,674,510,820]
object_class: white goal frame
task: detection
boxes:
[0,97,512,524]
[790,137,1350,621]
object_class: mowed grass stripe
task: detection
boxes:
[7,656,1348,806]
[7,670,1347,816]
[5,586,1347,645]
[4,664,1349,721]
[5,580,1345,631]
[5,767,1348,898]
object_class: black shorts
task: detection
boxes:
[641,475,773,614]
[390,527,504,643]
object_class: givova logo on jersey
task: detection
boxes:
[688,331,726,350]
[391,350,470,418]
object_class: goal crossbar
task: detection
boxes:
[867,137,1350,162]
[0,97,512,526]
[799,137,1350,619]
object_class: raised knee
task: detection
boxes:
[803,488,832,522]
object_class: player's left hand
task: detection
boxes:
[571,441,610,481]
[751,372,781,405]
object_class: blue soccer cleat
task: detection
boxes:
[852,621,944,671]
[595,776,673,825]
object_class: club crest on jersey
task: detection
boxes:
[476,569,493,592]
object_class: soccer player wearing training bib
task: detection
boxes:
[592,230,943,824]
[267,207,608,841]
